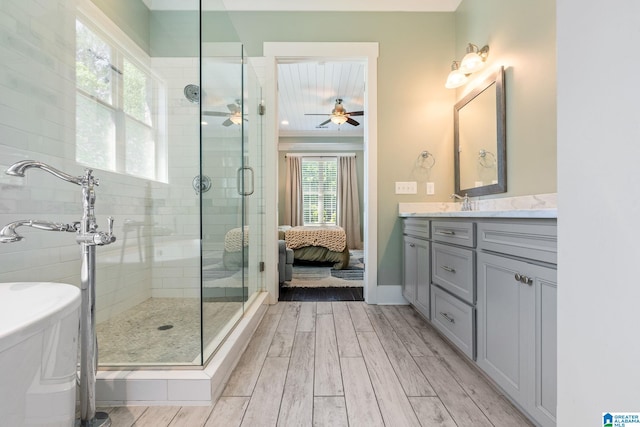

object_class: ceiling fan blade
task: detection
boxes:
[347,111,364,116]
[227,103,240,113]
[222,119,234,127]
[202,111,230,117]
[318,119,332,126]
[346,117,360,126]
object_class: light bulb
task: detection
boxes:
[445,61,468,89]
[330,115,348,125]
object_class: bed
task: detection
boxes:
[280,225,350,270]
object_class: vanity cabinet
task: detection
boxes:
[430,220,477,360]
[400,215,557,427]
[476,221,557,427]
[402,219,430,319]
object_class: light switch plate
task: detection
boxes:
[426,182,435,195]
[395,181,417,194]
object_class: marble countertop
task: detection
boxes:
[398,193,558,219]
[399,209,557,218]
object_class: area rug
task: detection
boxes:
[284,250,364,288]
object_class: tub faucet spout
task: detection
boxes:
[6,160,85,186]
[0,220,76,243]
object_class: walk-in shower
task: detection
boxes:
[0,0,265,394]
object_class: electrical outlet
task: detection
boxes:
[395,181,417,194]
[426,182,435,195]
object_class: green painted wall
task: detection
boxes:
[455,0,557,197]
[149,11,241,57]
[90,0,150,53]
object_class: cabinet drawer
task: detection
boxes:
[431,221,475,248]
[403,218,430,239]
[477,221,557,264]
[431,285,475,360]
[432,243,475,304]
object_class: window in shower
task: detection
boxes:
[75,19,167,182]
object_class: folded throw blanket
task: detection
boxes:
[284,226,346,252]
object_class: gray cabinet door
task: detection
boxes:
[477,251,556,427]
[403,235,430,319]
[414,238,430,319]
[403,235,418,303]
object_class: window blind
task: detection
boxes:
[301,158,338,225]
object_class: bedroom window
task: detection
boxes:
[301,158,338,225]
[75,18,166,182]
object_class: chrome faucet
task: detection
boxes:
[0,220,76,243]
[451,193,472,211]
[6,160,84,185]
[2,160,115,427]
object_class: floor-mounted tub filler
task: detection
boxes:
[1,161,116,427]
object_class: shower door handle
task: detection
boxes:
[237,166,255,196]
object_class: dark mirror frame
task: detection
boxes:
[454,66,506,197]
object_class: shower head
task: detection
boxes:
[184,84,200,103]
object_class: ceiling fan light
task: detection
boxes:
[230,114,242,125]
[330,115,348,125]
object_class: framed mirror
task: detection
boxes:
[454,66,506,197]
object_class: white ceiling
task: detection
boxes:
[277,61,365,137]
[143,0,462,12]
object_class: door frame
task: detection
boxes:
[263,42,379,303]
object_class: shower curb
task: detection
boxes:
[93,292,269,406]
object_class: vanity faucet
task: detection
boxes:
[451,193,472,211]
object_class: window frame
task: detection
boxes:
[75,6,167,183]
[301,156,338,226]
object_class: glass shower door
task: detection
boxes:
[200,44,264,362]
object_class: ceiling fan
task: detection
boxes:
[202,100,243,126]
[305,98,364,127]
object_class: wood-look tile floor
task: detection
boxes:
[100,302,533,426]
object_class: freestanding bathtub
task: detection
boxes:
[0,282,81,426]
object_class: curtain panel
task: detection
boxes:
[337,156,362,250]
[284,155,303,226]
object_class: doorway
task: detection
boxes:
[263,42,379,303]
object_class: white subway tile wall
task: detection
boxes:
[0,1,205,324]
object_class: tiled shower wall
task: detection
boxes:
[148,57,201,299]
[0,0,202,322]
[0,0,88,288]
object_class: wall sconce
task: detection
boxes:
[460,43,490,74]
[445,43,490,89]
[445,61,468,89]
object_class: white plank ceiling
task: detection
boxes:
[277,61,365,137]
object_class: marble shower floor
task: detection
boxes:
[96,298,242,365]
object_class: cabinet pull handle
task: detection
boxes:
[409,243,416,247]
[439,312,455,323]
[438,230,456,235]
[514,273,534,285]
[441,265,456,273]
